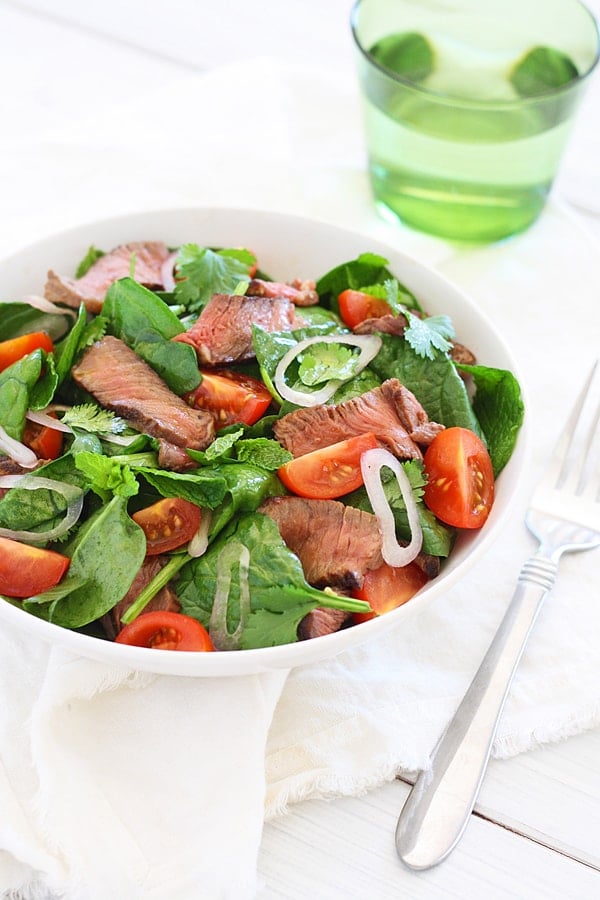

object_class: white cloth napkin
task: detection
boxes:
[0,59,599,900]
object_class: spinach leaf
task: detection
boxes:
[0,454,88,536]
[0,302,72,342]
[174,245,256,313]
[316,253,394,306]
[31,495,146,628]
[0,350,44,438]
[53,305,106,385]
[102,278,200,394]
[369,335,482,434]
[134,465,228,509]
[207,464,286,538]
[458,364,525,476]
[177,512,369,649]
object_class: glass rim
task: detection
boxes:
[350,0,600,109]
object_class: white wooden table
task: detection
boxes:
[1,2,599,897]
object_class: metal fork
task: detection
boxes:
[395,359,600,870]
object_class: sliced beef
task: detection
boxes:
[273,378,443,461]
[298,607,350,641]
[450,341,477,366]
[44,241,171,315]
[172,293,300,365]
[101,555,181,640]
[354,313,408,336]
[71,336,215,468]
[246,278,319,307]
[259,496,383,593]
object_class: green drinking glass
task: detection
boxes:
[351,0,600,243]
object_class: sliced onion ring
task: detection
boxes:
[0,474,84,543]
[187,509,211,558]
[0,425,38,468]
[25,410,73,434]
[361,447,423,567]
[274,334,381,407]
[209,541,251,650]
[161,251,178,292]
[21,295,77,318]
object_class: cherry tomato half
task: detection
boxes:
[22,415,64,460]
[338,290,393,329]
[115,611,214,651]
[423,427,495,529]
[352,561,429,623]
[0,332,54,373]
[277,432,379,499]
[0,536,70,598]
[132,497,202,555]
[183,369,272,428]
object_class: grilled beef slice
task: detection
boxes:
[246,278,319,307]
[44,241,171,315]
[259,496,384,593]
[298,607,350,641]
[71,336,215,468]
[172,293,300,365]
[101,555,180,640]
[273,378,443,460]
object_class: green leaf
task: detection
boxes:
[0,454,88,537]
[42,496,146,628]
[186,428,245,465]
[0,349,44,439]
[369,31,434,82]
[62,403,128,435]
[510,46,578,97]
[173,244,256,313]
[0,302,72,342]
[316,253,393,307]
[234,438,292,470]
[102,277,200,394]
[53,304,106,386]
[75,245,105,278]
[403,312,454,360]
[74,451,140,501]
[298,342,359,386]
[369,334,482,434]
[458,364,525,476]
[133,465,228,509]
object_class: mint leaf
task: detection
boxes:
[174,244,256,312]
[235,438,292,470]
[404,312,454,359]
[369,31,434,82]
[510,46,578,97]
[74,451,139,501]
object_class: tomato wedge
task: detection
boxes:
[0,536,70,598]
[423,427,495,529]
[22,415,64,460]
[183,369,272,428]
[132,497,201,555]
[352,561,429,623]
[115,611,214,651]
[277,432,379,499]
[338,290,393,329]
[0,332,54,373]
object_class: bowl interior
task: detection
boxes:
[0,207,528,675]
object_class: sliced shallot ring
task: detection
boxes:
[209,541,251,650]
[25,410,73,433]
[0,474,84,543]
[274,334,381,407]
[187,510,211,558]
[161,251,178,292]
[21,295,77,318]
[0,425,38,468]
[361,447,423,567]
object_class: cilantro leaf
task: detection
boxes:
[298,342,359,386]
[404,312,454,359]
[61,403,128,435]
[174,244,256,312]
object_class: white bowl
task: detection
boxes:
[0,207,528,676]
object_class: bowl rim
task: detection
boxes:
[0,205,530,676]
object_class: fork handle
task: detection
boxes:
[395,553,557,870]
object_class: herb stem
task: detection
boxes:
[120,553,189,625]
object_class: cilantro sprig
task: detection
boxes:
[61,403,128,435]
[174,244,257,312]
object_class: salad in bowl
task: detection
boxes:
[0,208,526,676]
